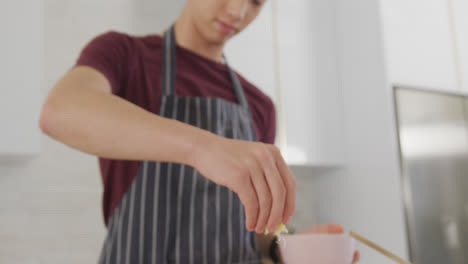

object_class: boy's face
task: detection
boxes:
[186,0,265,44]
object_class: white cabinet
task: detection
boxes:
[226,0,468,166]
[275,0,343,166]
[380,0,459,90]
[0,1,42,159]
[226,0,344,166]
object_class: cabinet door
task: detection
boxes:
[276,0,343,166]
[0,1,42,158]
[381,0,458,90]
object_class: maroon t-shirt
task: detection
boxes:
[75,31,276,225]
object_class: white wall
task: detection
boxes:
[453,0,468,91]
[0,1,42,157]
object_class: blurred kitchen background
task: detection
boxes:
[1,0,468,263]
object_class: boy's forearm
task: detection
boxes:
[40,80,216,167]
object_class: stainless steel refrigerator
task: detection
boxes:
[394,86,468,264]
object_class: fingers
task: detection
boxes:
[232,142,295,234]
[302,223,345,234]
[326,223,345,234]
[260,150,286,233]
[270,145,296,224]
[248,159,272,233]
[234,170,259,232]
[352,250,360,263]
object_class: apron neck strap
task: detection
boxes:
[161,25,177,96]
[161,25,250,110]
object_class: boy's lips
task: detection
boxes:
[216,20,237,35]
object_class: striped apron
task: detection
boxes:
[98,26,262,264]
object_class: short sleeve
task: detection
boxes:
[262,98,277,144]
[75,31,131,95]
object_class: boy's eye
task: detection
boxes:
[252,0,262,6]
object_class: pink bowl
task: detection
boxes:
[279,233,356,264]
